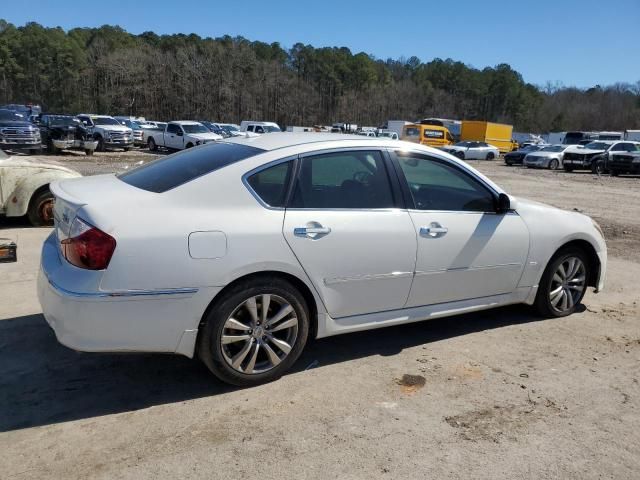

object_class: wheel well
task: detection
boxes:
[29,184,51,208]
[197,270,319,341]
[555,240,600,287]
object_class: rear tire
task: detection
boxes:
[27,189,55,227]
[548,159,559,170]
[610,169,619,177]
[148,137,157,151]
[84,149,94,156]
[123,147,130,152]
[455,151,465,160]
[198,277,310,386]
[534,248,589,318]
[486,152,495,160]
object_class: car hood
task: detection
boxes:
[97,125,131,133]
[565,146,605,155]
[526,151,559,158]
[0,156,81,175]
[0,121,37,128]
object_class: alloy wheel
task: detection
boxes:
[221,294,299,374]
[549,256,586,313]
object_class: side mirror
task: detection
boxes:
[496,193,512,214]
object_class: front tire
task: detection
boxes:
[486,152,495,160]
[96,136,105,152]
[27,189,55,226]
[455,151,465,160]
[548,159,559,170]
[148,137,157,151]
[198,277,310,386]
[534,248,589,318]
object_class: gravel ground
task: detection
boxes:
[1,150,639,479]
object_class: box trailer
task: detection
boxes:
[461,121,514,153]
[624,130,640,141]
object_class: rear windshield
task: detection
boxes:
[118,142,264,193]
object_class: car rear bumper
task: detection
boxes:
[37,231,220,357]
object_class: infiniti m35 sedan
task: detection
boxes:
[38,133,606,386]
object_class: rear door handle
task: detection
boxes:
[294,225,331,238]
[420,223,448,237]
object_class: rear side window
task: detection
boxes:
[290,150,395,209]
[119,143,264,193]
[246,161,293,207]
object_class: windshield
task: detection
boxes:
[584,142,609,150]
[49,116,81,127]
[223,124,240,132]
[264,125,281,133]
[182,123,210,134]
[541,145,565,152]
[0,109,23,121]
[92,116,121,126]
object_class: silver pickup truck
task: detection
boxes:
[147,121,222,151]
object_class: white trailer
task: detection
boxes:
[544,132,566,144]
[624,130,640,141]
[386,120,412,138]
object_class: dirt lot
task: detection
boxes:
[1,150,639,479]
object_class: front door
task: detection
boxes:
[283,149,417,318]
[166,124,183,149]
[392,150,530,307]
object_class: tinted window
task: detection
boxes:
[255,126,265,134]
[291,150,394,209]
[247,125,254,132]
[396,153,495,212]
[247,161,293,207]
[119,142,264,193]
[167,123,180,134]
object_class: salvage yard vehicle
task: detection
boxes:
[240,121,282,134]
[114,117,145,146]
[440,141,500,160]
[563,140,640,173]
[147,121,222,151]
[37,114,98,156]
[77,114,134,152]
[0,109,42,154]
[38,133,607,386]
[460,121,514,154]
[524,144,571,170]
[402,123,454,148]
[504,144,546,166]
[608,150,640,176]
[0,148,81,226]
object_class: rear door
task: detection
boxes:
[392,150,530,307]
[282,149,417,319]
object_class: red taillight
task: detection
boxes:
[61,218,116,270]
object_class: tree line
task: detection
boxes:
[1,20,639,132]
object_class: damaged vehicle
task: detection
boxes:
[609,150,640,176]
[37,114,98,156]
[77,114,134,152]
[0,148,81,226]
[563,140,640,173]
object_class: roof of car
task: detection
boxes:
[223,132,381,151]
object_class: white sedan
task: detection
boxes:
[38,134,607,386]
[441,141,500,160]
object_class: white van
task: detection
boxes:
[239,121,281,134]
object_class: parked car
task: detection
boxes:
[440,141,500,160]
[239,121,282,134]
[0,109,42,154]
[609,151,640,176]
[357,131,376,137]
[77,115,134,152]
[504,144,546,166]
[0,148,81,226]
[377,130,399,140]
[114,117,145,146]
[37,114,98,156]
[563,141,640,173]
[38,134,606,386]
[147,121,222,151]
[199,121,227,137]
[523,144,571,170]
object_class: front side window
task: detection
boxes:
[167,124,180,134]
[246,161,293,207]
[182,124,209,134]
[291,150,394,209]
[395,152,495,212]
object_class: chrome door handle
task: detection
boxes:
[294,225,331,238]
[420,223,448,237]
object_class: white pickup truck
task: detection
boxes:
[147,121,222,151]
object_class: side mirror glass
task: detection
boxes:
[496,193,511,214]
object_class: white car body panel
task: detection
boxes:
[38,134,607,358]
[443,144,500,160]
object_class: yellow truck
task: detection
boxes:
[402,123,454,148]
[460,121,514,153]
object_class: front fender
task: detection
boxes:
[5,170,81,217]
